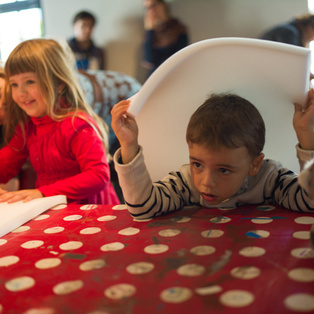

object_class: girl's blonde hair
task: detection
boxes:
[0,67,4,79]
[4,38,108,149]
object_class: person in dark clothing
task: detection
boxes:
[142,0,188,78]
[260,14,314,48]
[68,11,105,71]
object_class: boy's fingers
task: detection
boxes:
[111,100,130,112]
[293,102,303,113]
[305,89,314,108]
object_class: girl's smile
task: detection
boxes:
[9,72,47,118]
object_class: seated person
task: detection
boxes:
[142,0,189,78]
[260,14,314,48]
[0,68,19,192]
[68,11,105,71]
[0,39,119,205]
[111,92,314,218]
[260,14,314,80]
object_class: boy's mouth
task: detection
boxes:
[201,193,218,203]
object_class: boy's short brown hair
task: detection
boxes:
[73,11,96,26]
[186,93,265,157]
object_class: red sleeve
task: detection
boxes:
[38,119,110,200]
[0,126,28,183]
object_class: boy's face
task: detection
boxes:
[73,19,94,42]
[188,143,263,205]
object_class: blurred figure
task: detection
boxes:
[142,0,188,78]
[0,68,6,148]
[260,13,314,48]
[68,11,105,71]
[0,68,19,191]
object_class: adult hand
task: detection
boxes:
[144,10,156,30]
[144,1,168,30]
[0,188,43,203]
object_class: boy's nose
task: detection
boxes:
[202,170,217,188]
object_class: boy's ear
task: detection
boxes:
[248,153,264,176]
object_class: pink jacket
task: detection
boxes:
[0,114,119,205]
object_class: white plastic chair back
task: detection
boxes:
[129,38,311,181]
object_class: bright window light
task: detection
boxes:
[0,0,43,65]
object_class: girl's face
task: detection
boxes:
[9,72,47,118]
[0,77,6,125]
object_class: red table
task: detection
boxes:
[0,203,313,313]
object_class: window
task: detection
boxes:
[0,0,44,65]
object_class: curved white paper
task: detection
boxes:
[0,195,67,238]
[128,37,311,180]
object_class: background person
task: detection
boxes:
[260,14,314,80]
[260,13,314,47]
[0,68,19,192]
[68,11,105,71]
[142,0,189,78]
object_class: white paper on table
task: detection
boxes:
[0,195,67,238]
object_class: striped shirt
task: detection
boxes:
[114,146,314,219]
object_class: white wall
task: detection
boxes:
[41,0,308,83]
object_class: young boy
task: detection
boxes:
[111,92,314,219]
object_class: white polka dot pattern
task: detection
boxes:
[0,204,312,313]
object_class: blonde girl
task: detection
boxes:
[0,39,119,204]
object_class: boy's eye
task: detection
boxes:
[192,162,203,169]
[219,168,231,174]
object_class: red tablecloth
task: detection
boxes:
[0,203,313,314]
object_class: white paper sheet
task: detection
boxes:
[0,195,67,238]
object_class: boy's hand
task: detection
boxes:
[0,188,43,203]
[111,100,139,164]
[293,89,314,150]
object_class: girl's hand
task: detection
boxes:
[111,100,139,164]
[293,89,314,150]
[0,188,43,203]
